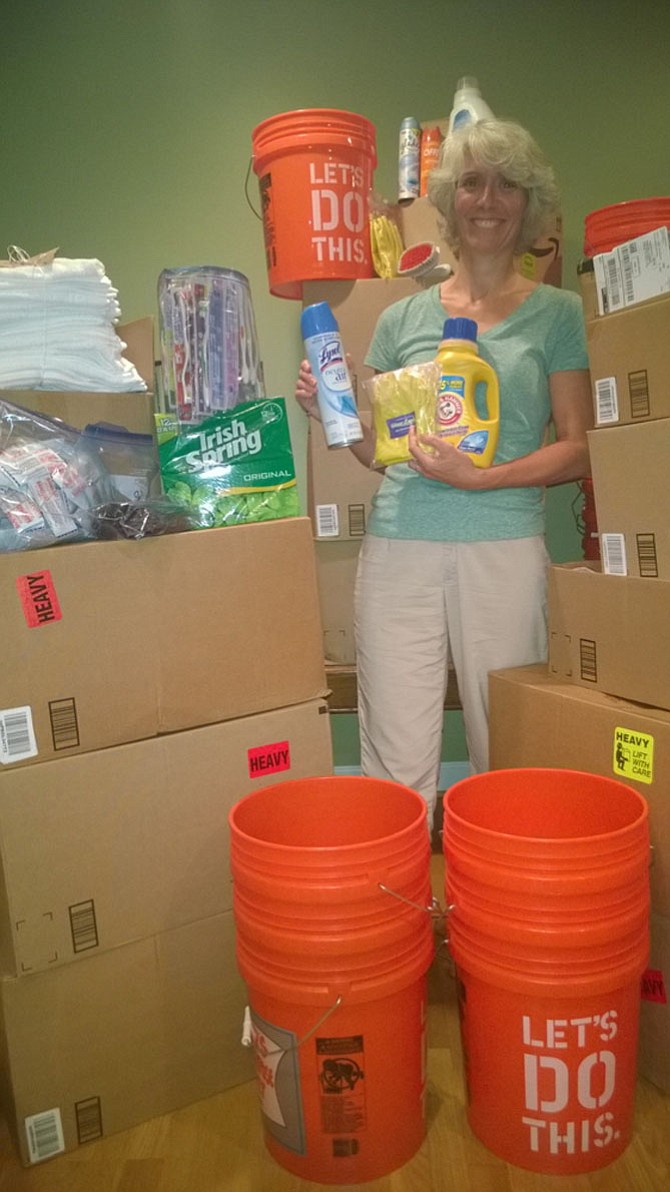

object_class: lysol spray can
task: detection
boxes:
[300,302,363,449]
[398,116,421,200]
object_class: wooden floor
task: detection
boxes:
[1,855,668,1192]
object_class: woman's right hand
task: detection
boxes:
[295,359,321,421]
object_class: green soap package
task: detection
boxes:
[156,398,300,528]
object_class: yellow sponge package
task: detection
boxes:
[367,362,439,468]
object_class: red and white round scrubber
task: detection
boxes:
[397,242,452,280]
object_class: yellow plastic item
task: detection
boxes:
[369,212,404,278]
[368,362,440,467]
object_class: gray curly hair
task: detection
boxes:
[426,119,560,255]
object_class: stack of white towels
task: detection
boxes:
[0,253,146,391]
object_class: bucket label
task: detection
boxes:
[250,1011,306,1155]
[308,162,368,268]
[520,1009,626,1157]
[436,375,467,436]
[316,1035,366,1144]
[613,726,654,784]
[259,173,277,269]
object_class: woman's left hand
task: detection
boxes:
[407,426,483,489]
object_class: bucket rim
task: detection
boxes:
[252,106,377,140]
[585,196,670,222]
[444,766,648,847]
[229,774,428,855]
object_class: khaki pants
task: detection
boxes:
[354,534,550,828]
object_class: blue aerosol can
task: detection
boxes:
[300,302,364,448]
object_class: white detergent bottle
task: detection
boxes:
[448,77,494,133]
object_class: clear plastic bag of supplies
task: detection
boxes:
[88,498,198,540]
[367,361,440,468]
[0,399,110,552]
[81,422,160,503]
[0,401,175,551]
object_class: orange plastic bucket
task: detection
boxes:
[229,775,434,1184]
[443,768,650,1176]
[583,196,670,255]
[251,108,377,300]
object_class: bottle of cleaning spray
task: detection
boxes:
[434,317,499,467]
[300,302,363,449]
[398,116,421,200]
[448,77,494,133]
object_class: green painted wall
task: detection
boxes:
[5,1,669,766]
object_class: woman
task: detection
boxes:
[296,119,592,832]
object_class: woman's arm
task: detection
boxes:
[295,358,378,469]
[407,368,593,490]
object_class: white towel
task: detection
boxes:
[0,255,146,391]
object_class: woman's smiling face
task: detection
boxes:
[454,158,528,257]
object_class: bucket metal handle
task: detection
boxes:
[241,995,344,1055]
[244,158,262,220]
[378,882,446,919]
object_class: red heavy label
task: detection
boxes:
[247,739,291,779]
[16,571,62,627]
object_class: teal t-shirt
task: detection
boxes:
[364,283,588,542]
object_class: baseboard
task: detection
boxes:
[334,761,471,790]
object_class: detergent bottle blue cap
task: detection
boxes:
[442,316,478,342]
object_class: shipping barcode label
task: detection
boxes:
[595,377,619,424]
[594,252,622,313]
[0,706,38,763]
[601,533,627,576]
[604,254,623,310]
[25,1107,65,1163]
[315,503,340,538]
[619,243,637,306]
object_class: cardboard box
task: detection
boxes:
[639,912,670,1093]
[488,665,670,918]
[588,420,670,577]
[314,539,361,664]
[0,698,332,977]
[1,318,157,435]
[308,416,381,542]
[0,518,327,768]
[547,561,670,711]
[0,911,254,1165]
[579,269,670,427]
